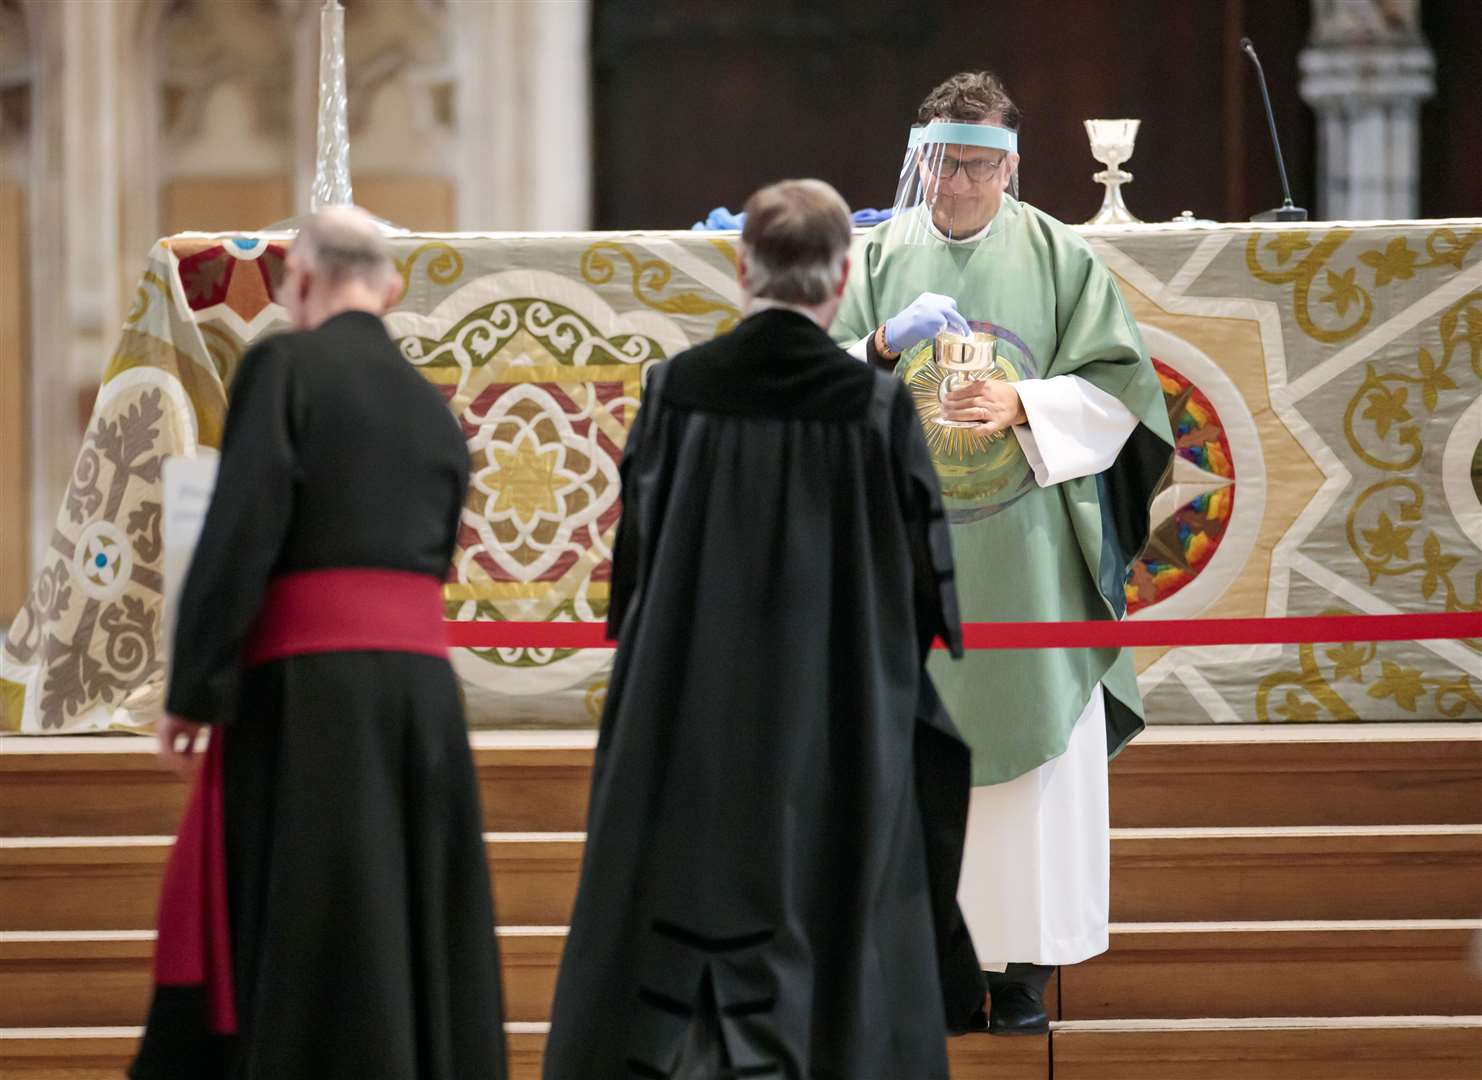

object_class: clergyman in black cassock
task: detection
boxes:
[543,180,981,1080]
[131,208,507,1080]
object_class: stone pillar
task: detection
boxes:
[117,2,169,309]
[17,0,169,578]
[453,0,592,229]
[21,0,111,573]
[526,0,592,230]
[288,0,323,218]
[1299,0,1435,220]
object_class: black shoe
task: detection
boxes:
[948,1004,989,1037]
[987,984,1049,1036]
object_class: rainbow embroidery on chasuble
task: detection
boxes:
[1126,359,1236,615]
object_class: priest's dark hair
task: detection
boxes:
[739,178,852,306]
[917,70,1023,131]
[293,205,397,287]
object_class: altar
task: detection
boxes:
[3,218,1479,733]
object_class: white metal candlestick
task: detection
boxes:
[311,0,353,211]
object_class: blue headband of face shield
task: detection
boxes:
[907,120,1019,153]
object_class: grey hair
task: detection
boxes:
[740,179,852,306]
[293,206,396,287]
[742,247,849,306]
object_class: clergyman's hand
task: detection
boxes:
[158,713,206,776]
[882,293,971,355]
[942,380,1027,436]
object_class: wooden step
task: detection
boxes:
[0,833,587,931]
[7,921,1480,1030]
[0,927,563,1028]
[1109,724,1482,828]
[11,824,1480,933]
[0,1024,552,1080]
[0,733,598,838]
[1109,825,1482,922]
[506,1023,546,1080]
[0,732,598,837]
[0,1023,1046,1080]
[7,1019,1479,1080]
[0,837,171,932]
[1062,920,1482,1021]
[1051,1016,1482,1080]
[486,834,584,926]
[0,1028,140,1080]
[4,724,1478,837]
[948,1025,1047,1078]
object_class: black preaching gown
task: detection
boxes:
[131,311,507,1080]
[543,309,980,1080]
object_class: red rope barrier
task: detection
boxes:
[444,611,1482,651]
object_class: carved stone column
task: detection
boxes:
[1299,0,1435,220]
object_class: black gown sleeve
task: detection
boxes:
[864,328,897,372]
[883,378,983,1024]
[605,366,663,640]
[444,429,472,568]
[165,340,298,725]
[887,381,963,659]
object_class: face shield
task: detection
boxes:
[888,120,1020,244]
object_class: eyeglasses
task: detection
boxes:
[929,152,1007,182]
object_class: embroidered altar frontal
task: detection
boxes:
[3,221,1479,732]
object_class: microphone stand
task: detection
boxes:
[1240,37,1309,222]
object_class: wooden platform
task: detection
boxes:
[1,722,1479,1076]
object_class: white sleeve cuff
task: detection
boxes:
[846,336,869,362]
[1010,374,1140,487]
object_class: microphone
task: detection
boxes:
[1239,36,1308,222]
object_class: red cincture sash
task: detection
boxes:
[154,730,237,1033]
[244,567,450,665]
[153,567,448,1036]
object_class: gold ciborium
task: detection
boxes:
[934,329,1007,437]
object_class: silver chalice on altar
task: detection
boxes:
[934,329,1007,439]
[1084,118,1142,225]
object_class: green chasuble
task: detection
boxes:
[833,197,1174,786]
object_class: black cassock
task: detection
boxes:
[131,311,507,1080]
[543,309,980,1080]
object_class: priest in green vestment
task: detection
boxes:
[831,70,1174,1036]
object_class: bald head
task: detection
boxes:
[282,206,403,329]
[292,206,396,289]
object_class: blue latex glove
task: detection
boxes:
[884,292,970,354]
[691,207,746,231]
[694,206,891,230]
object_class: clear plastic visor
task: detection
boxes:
[889,121,1020,244]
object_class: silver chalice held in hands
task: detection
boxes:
[934,329,1008,440]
